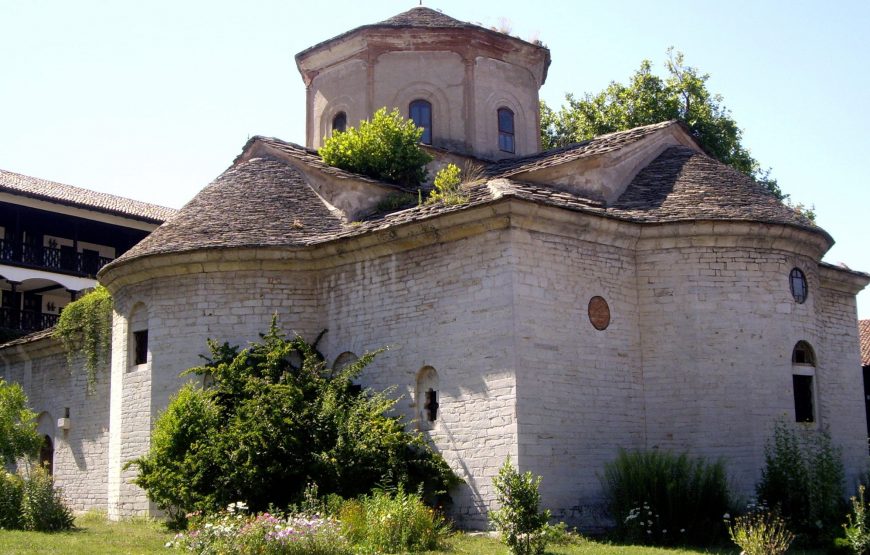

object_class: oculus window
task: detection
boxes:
[790,268,808,304]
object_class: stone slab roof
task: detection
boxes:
[113,157,345,263]
[486,121,680,179]
[0,168,177,223]
[297,6,546,61]
[108,123,831,268]
[0,328,55,350]
[860,320,870,367]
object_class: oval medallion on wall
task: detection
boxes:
[588,296,610,330]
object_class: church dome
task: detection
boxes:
[295,7,550,160]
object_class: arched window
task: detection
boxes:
[409,100,432,145]
[415,366,439,430]
[333,351,358,372]
[332,112,347,134]
[792,341,816,423]
[498,107,515,153]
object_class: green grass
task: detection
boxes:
[0,513,829,555]
[0,511,173,555]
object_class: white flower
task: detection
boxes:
[723,512,731,519]
[680,528,685,533]
[164,541,173,548]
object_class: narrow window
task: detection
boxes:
[792,340,816,423]
[415,366,439,430]
[39,435,53,475]
[498,107,515,153]
[133,330,148,365]
[793,375,814,423]
[409,100,432,144]
[332,112,347,133]
[790,268,808,304]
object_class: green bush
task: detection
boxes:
[756,419,846,543]
[427,163,467,205]
[130,319,458,527]
[20,465,75,532]
[728,508,795,555]
[490,458,551,555]
[0,378,41,465]
[0,470,23,529]
[844,485,870,554]
[319,107,433,186]
[601,449,731,546]
[338,487,450,553]
[53,284,113,390]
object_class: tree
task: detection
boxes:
[541,48,787,202]
[130,320,458,526]
[0,378,40,465]
[319,107,433,187]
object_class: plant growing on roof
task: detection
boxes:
[53,285,113,391]
[319,107,433,187]
[427,163,468,206]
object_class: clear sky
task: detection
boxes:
[2,1,869,316]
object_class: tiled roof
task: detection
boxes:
[860,320,870,367]
[607,146,820,230]
[243,136,393,187]
[378,6,470,28]
[108,123,831,269]
[0,328,55,350]
[486,121,680,178]
[0,168,177,223]
[297,7,546,61]
[112,157,346,264]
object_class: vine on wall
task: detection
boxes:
[53,285,113,390]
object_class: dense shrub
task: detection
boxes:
[602,449,730,545]
[130,320,458,526]
[53,284,113,390]
[169,504,351,555]
[0,378,41,464]
[490,458,551,555]
[756,419,845,542]
[0,470,24,529]
[20,465,75,532]
[319,107,433,186]
[338,487,450,553]
[728,508,795,555]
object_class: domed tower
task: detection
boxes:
[295,6,550,160]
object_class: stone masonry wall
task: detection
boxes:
[510,226,643,529]
[317,229,519,529]
[0,343,110,512]
[636,244,867,498]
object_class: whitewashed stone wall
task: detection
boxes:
[0,341,110,512]
[510,226,643,529]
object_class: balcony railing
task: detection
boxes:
[0,307,59,333]
[0,240,113,278]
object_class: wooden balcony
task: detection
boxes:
[0,307,59,333]
[0,240,113,278]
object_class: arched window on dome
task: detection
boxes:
[792,340,816,423]
[498,107,515,153]
[409,99,432,145]
[332,112,347,134]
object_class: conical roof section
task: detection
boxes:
[610,146,823,234]
[377,6,473,28]
[109,157,344,266]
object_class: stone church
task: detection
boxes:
[2,6,868,529]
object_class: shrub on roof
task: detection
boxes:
[319,107,433,187]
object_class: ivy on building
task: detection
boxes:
[53,285,113,391]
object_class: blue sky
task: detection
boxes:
[2,1,869,317]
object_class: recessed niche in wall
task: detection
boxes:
[588,296,610,330]
[790,268,808,304]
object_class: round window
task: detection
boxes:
[789,268,808,304]
[588,296,611,330]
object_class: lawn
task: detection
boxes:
[0,513,827,555]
